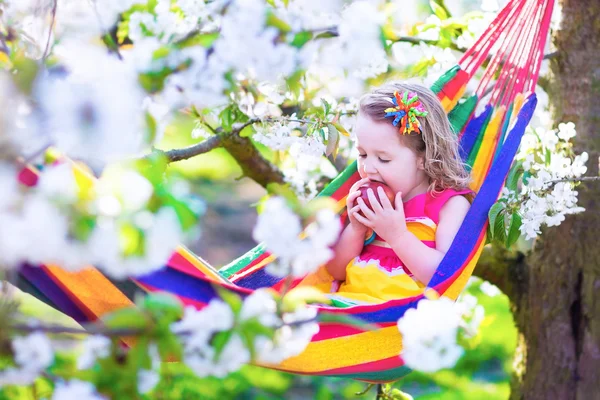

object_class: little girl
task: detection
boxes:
[324,82,472,306]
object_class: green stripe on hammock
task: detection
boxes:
[449,94,478,134]
[430,64,461,95]
[466,107,494,169]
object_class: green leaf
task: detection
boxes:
[102,307,150,330]
[325,124,339,157]
[332,122,350,137]
[212,329,234,361]
[11,52,39,94]
[291,31,313,48]
[143,293,184,323]
[282,287,331,312]
[145,112,158,144]
[318,312,377,332]
[506,212,522,248]
[120,223,145,257]
[286,69,305,97]
[266,10,291,32]
[320,98,331,116]
[72,216,96,242]
[545,148,552,166]
[487,201,506,240]
[157,334,183,361]
[265,182,302,213]
[430,0,449,20]
[180,32,220,48]
[506,160,524,192]
[493,210,507,244]
[215,286,243,315]
[219,106,234,131]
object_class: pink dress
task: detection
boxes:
[328,188,472,306]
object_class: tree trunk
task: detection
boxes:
[510,0,600,398]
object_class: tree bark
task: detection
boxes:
[510,1,600,398]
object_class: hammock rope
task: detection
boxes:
[17,0,554,383]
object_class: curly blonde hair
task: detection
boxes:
[359,82,470,193]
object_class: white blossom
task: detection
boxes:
[254,197,341,277]
[253,197,303,267]
[397,297,463,372]
[13,332,54,372]
[35,43,146,166]
[52,379,105,400]
[240,289,280,327]
[37,163,78,203]
[77,335,111,370]
[138,369,160,394]
[455,293,485,338]
[254,303,319,365]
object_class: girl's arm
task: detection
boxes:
[325,224,365,281]
[326,177,372,281]
[386,195,471,284]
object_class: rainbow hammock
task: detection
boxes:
[17,0,554,383]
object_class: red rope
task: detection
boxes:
[527,0,555,92]
[477,0,536,101]
[460,0,523,75]
[495,0,541,106]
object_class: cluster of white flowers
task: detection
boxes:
[33,42,147,166]
[397,297,463,373]
[505,122,588,240]
[0,332,54,387]
[0,162,184,278]
[455,293,485,339]
[252,197,341,277]
[51,379,105,400]
[275,0,343,30]
[171,299,246,378]
[315,1,387,80]
[172,289,318,378]
[77,335,112,370]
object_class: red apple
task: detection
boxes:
[357,181,396,214]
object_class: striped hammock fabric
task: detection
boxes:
[17,0,553,383]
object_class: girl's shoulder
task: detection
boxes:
[424,188,472,225]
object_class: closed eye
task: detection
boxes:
[358,153,367,158]
[378,157,391,163]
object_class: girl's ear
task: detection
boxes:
[417,156,425,170]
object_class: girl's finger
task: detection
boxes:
[350,178,370,192]
[350,205,362,215]
[367,189,383,213]
[353,211,374,228]
[378,186,394,210]
[394,192,405,216]
[356,197,375,219]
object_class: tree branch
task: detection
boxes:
[473,244,528,301]
[159,135,222,162]
[42,0,57,60]
[220,131,286,187]
[550,176,600,184]
[10,322,145,337]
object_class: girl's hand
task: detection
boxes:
[346,177,370,235]
[354,187,407,242]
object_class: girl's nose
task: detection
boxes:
[363,160,377,174]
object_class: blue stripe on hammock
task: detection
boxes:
[429,94,537,288]
[20,264,90,323]
[136,267,242,303]
[234,268,282,290]
[459,104,494,163]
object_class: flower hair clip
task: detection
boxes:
[384,91,429,135]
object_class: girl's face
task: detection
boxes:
[354,114,429,200]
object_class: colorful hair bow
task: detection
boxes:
[384,91,429,135]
